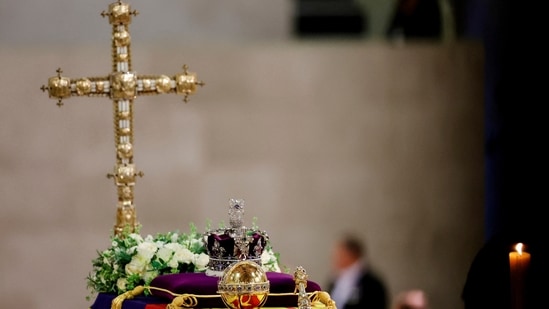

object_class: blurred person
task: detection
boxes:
[326,233,388,309]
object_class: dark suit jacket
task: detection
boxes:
[327,270,388,309]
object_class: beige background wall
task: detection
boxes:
[0,1,484,309]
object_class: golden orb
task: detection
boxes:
[217,260,270,309]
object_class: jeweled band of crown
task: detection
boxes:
[203,198,269,276]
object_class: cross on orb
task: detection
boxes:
[40,1,204,236]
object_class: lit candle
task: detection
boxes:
[509,242,530,309]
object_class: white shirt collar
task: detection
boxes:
[331,260,364,307]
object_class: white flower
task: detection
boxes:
[261,250,272,265]
[193,253,209,271]
[156,246,174,262]
[116,278,127,291]
[129,233,143,242]
[164,243,185,268]
[170,233,179,243]
[87,222,282,298]
[136,241,157,261]
[173,247,194,264]
[125,254,149,275]
[261,247,281,272]
[164,242,184,251]
[143,270,159,283]
[190,238,203,247]
[167,257,179,269]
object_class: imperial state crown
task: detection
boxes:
[203,198,269,276]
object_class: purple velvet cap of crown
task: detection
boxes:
[150,272,322,308]
[205,230,267,258]
[204,229,268,274]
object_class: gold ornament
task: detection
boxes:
[75,78,92,95]
[114,29,131,47]
[110,72,137,100]
[117,142,133,159]
[217,261,270,309]
[95,80,105,93]
[40,1,204,236]
[155,75,172,93]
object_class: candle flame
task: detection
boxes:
[515,243,524,255]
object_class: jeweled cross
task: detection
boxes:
[40,1,204,236]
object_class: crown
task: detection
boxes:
[203,198,269,276]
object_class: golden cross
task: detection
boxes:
[40,1,204,236]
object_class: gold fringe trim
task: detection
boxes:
[111,286,145,309]
[310,291,337,309]
[109,286,337,309]
[147,286,219,309]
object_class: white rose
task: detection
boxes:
[167,257,179,269]
[156,246,174,262]
[125,255,148,275]
[155,240,165,249]
[164,242,184,252]
[261,249,281,272]
[117,278,128,291]
[136,241,157,261]
[173,247,194,264]
[125,262,144,276]
[261,250,272,265]
[193,253,210,271]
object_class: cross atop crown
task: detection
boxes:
[229,198,245,228]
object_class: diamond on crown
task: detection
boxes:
[203,198,269,276]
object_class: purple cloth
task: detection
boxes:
[90,293,168,309]
[150,271,322,308]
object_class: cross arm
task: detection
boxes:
[40,68,110,106]
[136,65,205,102]
[41,65,204,106]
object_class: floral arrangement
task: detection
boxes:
[86,221,282,299]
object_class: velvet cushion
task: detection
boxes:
[150,272,322,308]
